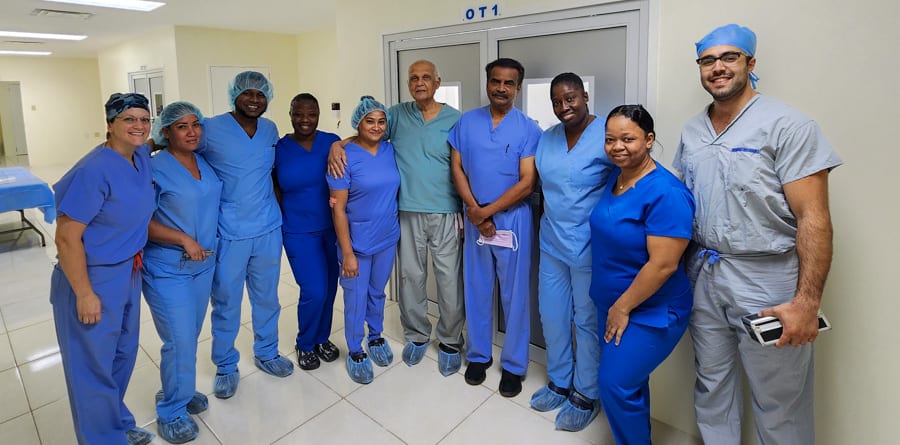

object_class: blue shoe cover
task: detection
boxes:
[555,391,601,432]
[402,341,428,366]
[156,389,209,415]
[438,349,462,376]
[125,426,155,445]
[347,353,374,384]
[157,416,199,444]
[255,355,295,377]
[213,371,240,399]
[367,338,394,367]
[530,382,569,412]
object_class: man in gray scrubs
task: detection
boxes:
[674,24,841,445]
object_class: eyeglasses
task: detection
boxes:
[696,51,745,69]
[117,116,151,125]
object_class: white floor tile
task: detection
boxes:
[349,356,494,445]
[0,368,30,423]
[33,397,76,445]
[303,330,396,397]
[0,413,40,445]
[194,325,261,397]
[0,334,15,371]
[439,394,594,445]
[7,319,59,364]
[1,298,53,332]
[124,362,165,427]
[199,369,340,445]
[274,400,404,445]
[18,353,67,410]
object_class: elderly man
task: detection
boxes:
[450,58,541,398]
[330,60,465,376]
[201,71,294,400]
[675,24,841,445]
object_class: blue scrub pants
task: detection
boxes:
[142,257,213,422]
[688,250,814,445]
[50,260,140,445]
[538,250,600,398]
[283,229,339,351]
[463,203,532,375]
[339,244,396,355]
[211,228,283,374]
[596,309,689,445]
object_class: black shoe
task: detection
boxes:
[499,369,523,398]
[296,347,320,370]
[464,358,493,385]
[315,340,340,362]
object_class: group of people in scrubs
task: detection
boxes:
[48,20,838,445]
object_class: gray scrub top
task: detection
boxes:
[674,94,842,255]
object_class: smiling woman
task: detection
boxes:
[49,92,158,445]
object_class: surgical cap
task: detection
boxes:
[152,101,205,147]
[350,95,390,131]
[228,71,274,108]
[105,93,149,122]
[696,23,760,88]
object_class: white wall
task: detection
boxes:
[0,57,102,167]
[173,26,299,136]
[327,0,900,443]
[296,29,340,134]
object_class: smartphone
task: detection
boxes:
[741,311,832,346]
[181,250,215,260]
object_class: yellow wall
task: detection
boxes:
[173,26,299,136]
[97,26,179,105]
[296,29,340,134]
[0,57,103,167]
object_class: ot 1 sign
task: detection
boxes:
[462,4,500,22]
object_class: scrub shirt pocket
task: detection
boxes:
[497,150,520,177]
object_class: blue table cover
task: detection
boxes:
[0,167,57,223]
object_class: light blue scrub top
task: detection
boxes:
[535,117,613,267]
[274,131,341,234]
[589,163,695,327]
[448,106,541,204]
[54,144,155,266]
[198,113,281,240]
[387,101,461,213]
[143,150,223,271]
[674,94,842,255]
[326,141,401,256]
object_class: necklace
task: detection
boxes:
[616,160,655,191]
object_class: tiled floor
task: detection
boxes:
[0,166,702,445]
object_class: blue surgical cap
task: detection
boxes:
[105,93,149,122]
[350,95,390,132]
[696,24,759,88]
[228,71,274,108]
[152,101,205,147]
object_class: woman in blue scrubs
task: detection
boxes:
[531,73,612,432]
[327,96,400,384]
[142,102,222,444]
[589,105,694,445]
[274,93,341,371]
[51,93,157,445]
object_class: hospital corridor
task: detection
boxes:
[0,166,701,444]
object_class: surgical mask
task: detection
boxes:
[476,230,519,251]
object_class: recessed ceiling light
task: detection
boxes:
[0,50,53,56]
[0,31,87,41]
[43,0,165,12]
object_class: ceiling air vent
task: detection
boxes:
[30,9,95,20]
[2,41,46,45]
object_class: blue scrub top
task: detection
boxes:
[326,141,400,256]
[535,118,613,267]
[198,113,281,240]
[388,101,462,213]
[143,150,223,270]
[274,131,340,234]
[54,144,156,266]
[448,106,541,204]
[589,162,695,327]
